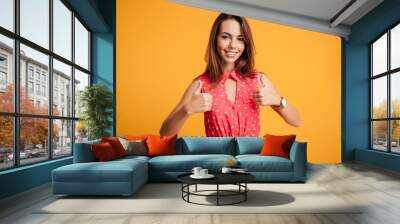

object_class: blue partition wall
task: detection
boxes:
[343,0,400,171]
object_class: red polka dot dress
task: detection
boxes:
[199,69,261,137]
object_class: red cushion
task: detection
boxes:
[259,134,296,159]
[146,134,177,157]
[124,135,148,141]
[91,142,118,161]
[101,137,127,158]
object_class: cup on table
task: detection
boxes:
[191,167,202,176]
[199,168,208,176]
[221,167,232,174]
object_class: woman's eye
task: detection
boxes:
[238,38,244,41]
[222,36,228,39]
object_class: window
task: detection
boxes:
[371,23,400,154]
[0,0,91,170]
[0,71,6,85]
[28,81,34,94]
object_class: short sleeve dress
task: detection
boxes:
[199,69,261,137]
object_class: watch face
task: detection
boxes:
[281,97,287,107]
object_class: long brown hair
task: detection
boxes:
[204,13,256,84]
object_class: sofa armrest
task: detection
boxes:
[73,140,100,163]
[289,141,307,181]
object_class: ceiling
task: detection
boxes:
[169,0,384,38]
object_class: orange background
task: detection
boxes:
[116,0,342,163]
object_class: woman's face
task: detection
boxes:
[217,19,245,66]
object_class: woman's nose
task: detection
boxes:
[229,39,237,48]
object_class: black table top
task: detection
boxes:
[177,172,255,185]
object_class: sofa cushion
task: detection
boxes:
[260,134,296,159]
[91,142,118,161]
[146,134,177,157]
[235,137,263,155]
[236,155,293,172]
[178,137,235,155]
[148,154,235,172]
[52,159,147,183]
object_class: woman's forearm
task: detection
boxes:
[273,101,302,127]
[159,104,191,136]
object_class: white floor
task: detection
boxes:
[1,162,400,224]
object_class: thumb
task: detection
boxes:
[257,73,266,88]
[194,79,202,95]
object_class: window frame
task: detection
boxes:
[370,21,400,154]
[0,0,92,171]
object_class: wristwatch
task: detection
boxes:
[279,96,287,109]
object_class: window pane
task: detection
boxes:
[53,59,72,117]
[0,0,14,31]
[372,77,387,119]
[372,33,387,76]
[0,34,14,112]
[53,119,72,158]
[372,121,388,151]
[0,116,13,170]
[74,69,89,118]
[20,117,49,165]
[74,17,89,70]
[53,0,72,60]
[391,24,400,70]
[392,72,400,118]
[20,0,49,49]
[75,120,88,143]
[391,120,400,153]
[20,44,49,115]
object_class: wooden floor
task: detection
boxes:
[1,162,400,224]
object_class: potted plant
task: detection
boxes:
[79,84,113,140]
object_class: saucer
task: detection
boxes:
[190,174,215,179]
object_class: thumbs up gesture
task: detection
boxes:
[185,80,213,114]
[253,74,281,106]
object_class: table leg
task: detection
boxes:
[217,184,219,206]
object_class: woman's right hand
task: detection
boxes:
[184,80,213,114]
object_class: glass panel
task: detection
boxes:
[372,121,388,151]
[75,120,88,143]
[20,0,49,49]
[0,34,14,112]
[392,72,400,118]
[74,69,89,118]
[0,116,13,170]
[53,59,72,117]
[391,120,400,153]
[391,24,400,70]
[0,0,14,31]
[372,33,387,76]
[20,117,49,165]
[74,17,89,70]
[372,77,387,119]
[53,0,72,60]
[53,119,72,158]
[20,44,49,115]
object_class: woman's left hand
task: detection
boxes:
[253,74,281,106]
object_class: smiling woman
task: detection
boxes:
[159,13,301,137]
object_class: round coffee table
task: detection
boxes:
[177,172,255,206]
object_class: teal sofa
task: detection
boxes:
[52,137,307,196]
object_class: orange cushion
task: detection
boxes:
[101,137,127,158]
[124,135,148,141]
[259,134,296,159]
[91,142,118,161]
[146,134,177,157]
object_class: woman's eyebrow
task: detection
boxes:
[222,32,244,37]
